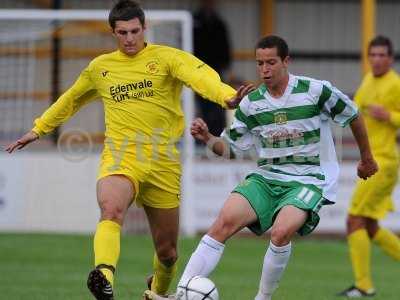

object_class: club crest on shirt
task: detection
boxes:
[274,111,288,125]
[146,61,159,74]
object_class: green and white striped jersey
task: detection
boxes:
[222,74,358,202]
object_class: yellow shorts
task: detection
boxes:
[349,159,398,219]
[97,143,181,209]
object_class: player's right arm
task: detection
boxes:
[4,66,97,153]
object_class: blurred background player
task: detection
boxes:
[193,0,232,137]
[338,36,400,298]
[4,1,254,299]
[144,35,378,300]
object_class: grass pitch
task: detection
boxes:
[0,233,399,299]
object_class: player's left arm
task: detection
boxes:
[168,49,254,108]
[319,82,378,179]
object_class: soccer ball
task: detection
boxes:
[176,276,219,300]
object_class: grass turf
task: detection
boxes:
[0,233,399,299]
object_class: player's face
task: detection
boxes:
[113,18,146,56]
[256,47,289,87]
[368,46,393,77]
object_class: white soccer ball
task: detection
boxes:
[176,276,219,300]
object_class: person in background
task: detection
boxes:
[338,35,400,298]
[193,0,232,137]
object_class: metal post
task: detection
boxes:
[51,0,62,144]
[361,0,376,75]
[260,0,274,37]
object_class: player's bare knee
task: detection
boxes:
[159,255,178,268]
[346,215,366,234]
[99,199,125,223]
[208,216,237,243]
[366,219,379,238]
[156,245,178,267]
[270,226,292,246]
[346,217,353,232]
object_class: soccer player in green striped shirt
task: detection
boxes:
[144,35,378,300]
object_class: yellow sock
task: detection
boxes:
[373,228,400,261]
[348,229,374,291]
[151,253,177,296]
[94,220,121,287]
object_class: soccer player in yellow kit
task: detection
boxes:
[338,36,400,297]
[4,1,254,299]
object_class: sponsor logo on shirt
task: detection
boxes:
[263,128,304,142]
[260,128,309,148]
[102,70,109,77]
[146,61,159,74]
[109,79,154,102]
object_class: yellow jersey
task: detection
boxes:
[32,44,236,146]
[355,69,400,161]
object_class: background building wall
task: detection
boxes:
[2,0,399,93]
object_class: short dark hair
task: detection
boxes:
[109,0,145,29]
[368,35,393,56]
[255,35,289,61]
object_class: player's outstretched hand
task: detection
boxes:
[190,118,210,143]
[225,83,256,109]
[357,157,378,180]
[4,131,39,153]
